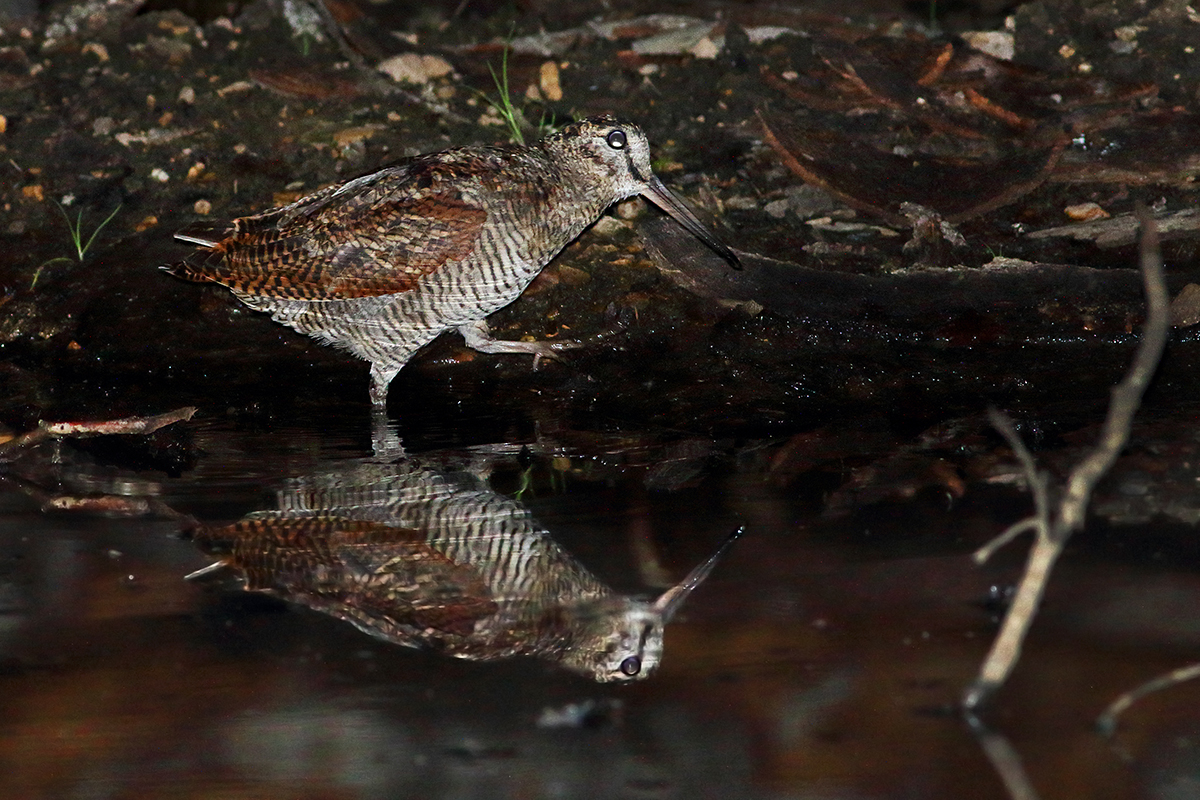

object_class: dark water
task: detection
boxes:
[2,410,1199,800]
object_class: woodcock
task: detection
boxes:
[185,457,743,681]
[164,116,741,408]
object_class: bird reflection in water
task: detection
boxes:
[184,458,740,682]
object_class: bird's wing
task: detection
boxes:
[200,516,498,639]
[165,160,490,300]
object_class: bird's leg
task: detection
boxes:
[369,363,400,409]
[369,406,405,460]
[457,319,580,369]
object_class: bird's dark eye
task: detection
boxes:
[606,129,627,150]
[618,655,641,676]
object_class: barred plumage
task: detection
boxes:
[163,116,740,409]
[186,457,741,681]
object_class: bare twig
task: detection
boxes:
[973,409,1051,565]
[1097,662,1200,736]
[973,516,1037,564]
[963,207,1170,710]
[966,715,1043,800]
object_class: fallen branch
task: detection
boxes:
[0,406,197,457]
[963,207,1170,710]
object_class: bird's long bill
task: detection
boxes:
[653,526,745,622]
[641,177,742,270]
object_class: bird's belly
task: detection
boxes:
[239,252,543,365]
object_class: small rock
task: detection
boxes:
[332,125,381,148]
[961,31,1014,61]
[525,269,559,294]
[539,60,563,101]
[632,21,719,56]
[178,85,195,104]
[81,41,108,61]
[764,198,789,218]
[377,53,455,85]
[150,167,169,183]
[745,26,794,44]
[724,195,759,211]
[591,216,630,236]
[689,36,720,59]
[1114,24,1145,42]
[216,80,254,97]
[556,264,591,286]
[477,110,503,128]
[786,184,839,218]
[1064,202,1109,221]
[92,116,114,135]
[615,197,646,219]
[193,199,211,215]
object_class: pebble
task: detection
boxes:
[723,195,759,211]
[539,61,563,101]
[377,53,455,85]
[689,36,720,59]
[764,198,789,218]
[1064,201,1109,221]
[592,216,631,236]
[961,31,1014,61]
[615,197,646,219]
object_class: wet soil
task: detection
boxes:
[3,1,1200,799]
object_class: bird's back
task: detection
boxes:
[166,145,558,303]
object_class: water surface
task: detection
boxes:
[2,411,1198,800]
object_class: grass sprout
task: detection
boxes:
[487,42,527,145]
[482,36,558,145]
[55,200,120,262]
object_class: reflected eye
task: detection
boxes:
[606,129,627,150]
[618,655,641,676]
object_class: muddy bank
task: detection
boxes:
[0,1,1199,437]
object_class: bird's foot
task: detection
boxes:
[530,339,583,370]
[458,320,581,370]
